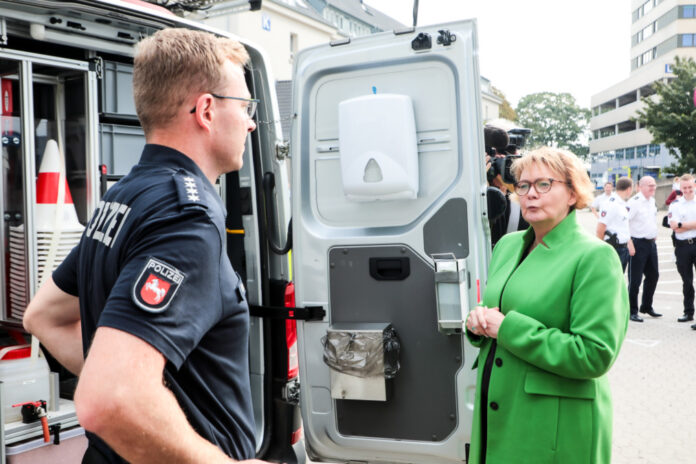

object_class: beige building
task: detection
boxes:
[197,0,502,137]
[589,0,696,184]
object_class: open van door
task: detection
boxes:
[291,21,491,463]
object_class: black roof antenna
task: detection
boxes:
[412,0,419,27]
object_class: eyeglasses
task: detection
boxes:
[189,93,260,118]
[514,177,570,196]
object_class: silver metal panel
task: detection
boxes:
[293,21,489,463]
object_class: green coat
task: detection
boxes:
[468,211,629,464]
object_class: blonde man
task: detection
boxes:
[23,29,266,464]
[669,174,696,325]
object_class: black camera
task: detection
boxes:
[487,151,521,185]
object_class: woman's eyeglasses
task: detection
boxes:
[514,178,570,196]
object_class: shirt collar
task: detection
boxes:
[139,144,217,194]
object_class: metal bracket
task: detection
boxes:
[249,304,325,321]
[88,57,103,79]
[275,141,289,161]
[282,378,300,405]
[0,18,7,46]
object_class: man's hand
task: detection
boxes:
[628,240,635,257]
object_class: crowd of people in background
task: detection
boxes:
[594,174,696,330]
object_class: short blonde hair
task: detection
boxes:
[511,147,594,210]
[133,28,250,133]
[681,174,694,182]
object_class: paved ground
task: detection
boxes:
[307,210,695,463]
[576,209,696,464]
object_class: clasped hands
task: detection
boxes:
[466,305,505,339]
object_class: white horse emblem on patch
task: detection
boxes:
[133,257,186,313]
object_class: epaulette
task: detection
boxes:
[631,195,640,201]
[609,197,615,202]
[173,170,208,210]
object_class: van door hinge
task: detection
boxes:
[249,304,325,321]
[0,19,7,46]
[282,378,300,405]
[275,141,289,161]
[89,57,103,79]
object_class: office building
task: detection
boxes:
[589,0,696,185]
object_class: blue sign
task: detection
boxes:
[665,63,673,73]
[262,13,271,31]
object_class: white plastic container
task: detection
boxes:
[0,351,51,423]
[338,93,419,201]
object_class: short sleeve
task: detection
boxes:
[53,245,79,296]
[98,210,225,369]
[597,203,613,225]
[667,202,680,222]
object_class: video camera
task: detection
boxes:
[484,125,531,186]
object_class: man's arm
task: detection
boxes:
[75,327,268,464]
[596,222,607,240]
[23,277,83,375]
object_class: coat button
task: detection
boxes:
[490,402,499,410]
[495,358,503,367]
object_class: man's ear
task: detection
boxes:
[193,94,214,132]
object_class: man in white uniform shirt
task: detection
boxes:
[668,174,696,326]
[591,182,614,217]
[597,177,634,272]
[627,176,661,322]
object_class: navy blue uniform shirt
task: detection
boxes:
[53,144,256,463]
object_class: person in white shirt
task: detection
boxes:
[672,176,682,191]
[591,182,613,217]
[668,174,696,326]
[627,176,661,322]
[596,177,634,272]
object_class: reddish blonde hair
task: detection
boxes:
[511,147,594,210]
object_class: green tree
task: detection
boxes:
[491,86,516,121]
[636,56,696,173]
[515,92,590,157]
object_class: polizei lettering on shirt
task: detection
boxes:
[85,200,132,247]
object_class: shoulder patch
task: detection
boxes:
[174,171,207,209]
[132,257,186,313]
[609,197,615,202]
[601,211,607,217]
[632,195,639,201]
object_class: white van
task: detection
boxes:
[0,1,489,462]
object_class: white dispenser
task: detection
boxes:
[338,94,419,201]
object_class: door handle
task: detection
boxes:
[369,257,410,281]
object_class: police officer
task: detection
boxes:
[669,174,696,326]
[591,181,614,217]
[596,177,634,272]
[627,176,661,322]
[23,29,268,464]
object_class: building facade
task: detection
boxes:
[589,0,696,186]
[198,0,502,139]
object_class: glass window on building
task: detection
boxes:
[625,147,636,159]
[615,149,625,160]
[650,144,661,155]
[637,145,647,158]
[682,34,695,47]
[683,5,696,18]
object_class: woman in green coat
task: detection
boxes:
[466,147,629,464]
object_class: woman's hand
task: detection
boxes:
[466,306,505,338]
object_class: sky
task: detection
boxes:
[362,1,632,109]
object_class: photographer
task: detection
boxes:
[484,125,528,247]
